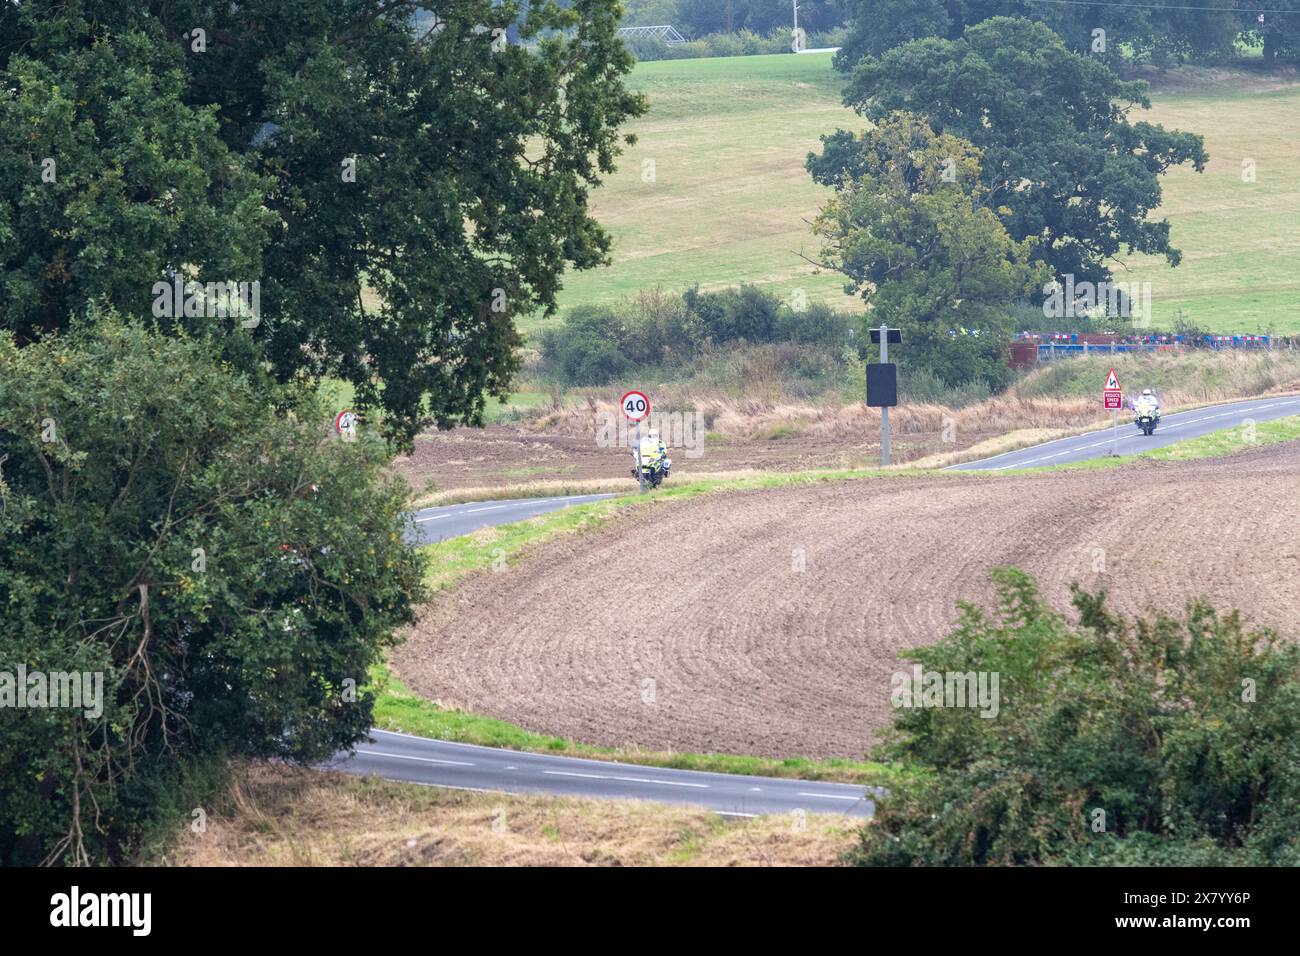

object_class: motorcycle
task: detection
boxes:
[1134,400,1160,436]
[631,446,671,488]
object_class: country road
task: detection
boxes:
[409,493,615,544]
[951,394,1300,471]
[331,393,1300,816]
[328,729,877,818]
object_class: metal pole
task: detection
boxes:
[1111,409,1118,456]
[880,323,890,467]
[636,421,645,493]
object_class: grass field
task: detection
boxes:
[546,53,1300,336]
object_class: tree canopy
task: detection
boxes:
[0,319,428,864]
[817,17,1207,290]
[835,0,1242,67]
[0,0,646,448]
[811,111,1046,388]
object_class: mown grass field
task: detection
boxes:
[545,53,1300,337]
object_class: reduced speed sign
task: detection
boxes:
[620,390,650,422]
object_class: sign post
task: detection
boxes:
[1103,368,1122,456]
[867,325,901,466]
[620,390,651,493]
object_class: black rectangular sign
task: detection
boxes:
[866,362,897,407]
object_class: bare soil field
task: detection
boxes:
[395,442,1300,760]
[392,420,1031,493]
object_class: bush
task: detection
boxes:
[539,285,857,386]
[0,320,428,864]
[538,305,635,385]
[854,569,1300,866]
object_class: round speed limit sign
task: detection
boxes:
[335,409,358,440]
[620,390,650,422]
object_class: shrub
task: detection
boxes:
[539,285,857,386]
[854,569,1300,866]
[539,306,634,385]
[0,320,428,864]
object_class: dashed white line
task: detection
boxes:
[797,792,863,801]
[543,770,606,780]
[355,749,475,767]
[543,769,708,789]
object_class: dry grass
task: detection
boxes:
[411,471,793,508]
[525,351,1300,447]
[163,763,857,867]
[905,427,1087,469]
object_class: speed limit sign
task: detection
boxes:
[620,390,650,422]
[335,409,358,441]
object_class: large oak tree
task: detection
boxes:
[0,1,646,447]
[814,17,1207,290]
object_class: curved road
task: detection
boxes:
[339,489,878,817]
[950,394,1300,471]
[328,729,877,818]
[410,493,616,544]
[331,394,1300,815]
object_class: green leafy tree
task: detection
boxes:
[0,24,276,348]
[0,1,646,449]
[1241,4,1300,61]
[857,568,1300,866]
[0,320,428,864]
[811,112,1046,388]
[835,0,1238,67]
[818,18,1207,291]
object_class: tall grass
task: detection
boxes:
[521,348,1300,445]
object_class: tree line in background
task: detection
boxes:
[622,0,848,37]
[839,0,1300,65]
[623,0,1300,64]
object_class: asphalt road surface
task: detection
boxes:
[950,394,1300,471]
[409,493,615,544]
[328,729,877,818]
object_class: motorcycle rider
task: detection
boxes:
[1135,388,1161,418]
[637,428,671,477]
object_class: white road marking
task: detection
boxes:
[355,749,475,767]
[611,775,710,789]
[543,770,606,780]
[797,792,864,801]
[542,769,708,789]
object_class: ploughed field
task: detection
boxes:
[394,442,1300,759]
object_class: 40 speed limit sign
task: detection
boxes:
[620,390,650,422]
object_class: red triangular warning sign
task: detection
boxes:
[1104,368,1120,391]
